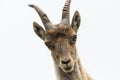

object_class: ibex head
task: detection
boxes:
[29,0,81,73]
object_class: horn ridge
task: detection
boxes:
[29,4,53,30]
[61,0,71,24]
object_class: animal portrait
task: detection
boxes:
[29,0,92,80]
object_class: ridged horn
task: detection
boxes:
[61,0,71,25]
[29,4,53,30]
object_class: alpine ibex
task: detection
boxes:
[29,0,92,80]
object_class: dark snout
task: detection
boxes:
[62,59,71,65]
[60,56,74,73]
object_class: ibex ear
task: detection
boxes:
[33,22,45,40]
[71,11,81,33]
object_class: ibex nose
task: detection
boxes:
[62,59,71,65]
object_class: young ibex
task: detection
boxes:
[29,0,92,80]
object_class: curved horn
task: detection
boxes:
[61,0,71,24]
[29,4,53,30]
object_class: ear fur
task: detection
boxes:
[71,11,81,33]
[33,22,45,40]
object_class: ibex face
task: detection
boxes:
[29,0,81,73]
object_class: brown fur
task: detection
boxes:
[29,0,92,79]
[44,25,92,80]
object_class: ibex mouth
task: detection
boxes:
[62,66,74,73]
[61,66,74,73]
[64,66,72,71]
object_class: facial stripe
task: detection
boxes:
[60,43,67,56]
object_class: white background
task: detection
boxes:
[0,0,120,80]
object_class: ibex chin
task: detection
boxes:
[29,0,92,80]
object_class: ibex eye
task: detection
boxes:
[45,42,51,48]
[70,35,77,45]
[45,42,54,50]
[72,35,77,41]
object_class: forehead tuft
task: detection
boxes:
[45,25,75,41]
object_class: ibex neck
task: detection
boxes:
[55,59,87,80]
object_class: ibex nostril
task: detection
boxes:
[62,59,71,64]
